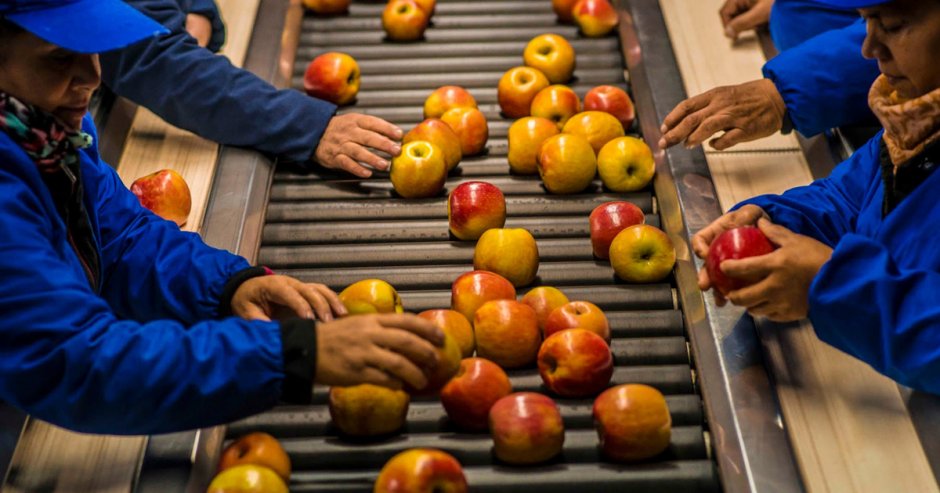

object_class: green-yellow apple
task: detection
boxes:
[573,0,619,38]
[329,383,410,437]
[447,181,506,241]
[538,328,613,397]
[473,228,539,287]
[593,384,672,462]
[207,464,288,493]
[609,224,676,283]
[589,201,646,259]
[544,300,610,342]
[218,432,291,483]
[303,52,360,106]
[382,0,429,41]
[390,140,447,199]
[302,0,350,15]
[418,309,475,358]
[440,357,513,431]
[450,270,516,324]
[440,106,489,156]
[374,448,468,493]
[338,279,404,315]
[473,299,540,369]
[597,136,655,192]
[498,66,550,118]
[424,85,477,119]
[530,84,581,129]
[520,286,570,331]
[130,169,192,226]
[489,392,564,464]
[404,118,463,172]
[584,85,635,130]
[552,0,579,22]
[561,110,625,155]
[523,33,576,84]
[507,116,559,175]
[537,133,597,195]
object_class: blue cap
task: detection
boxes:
[811,0,891,8]
[1,0,169,54]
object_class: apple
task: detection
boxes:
[303,52,360,106]
[497,66,550,118]
[520,286,569,330]
[404,118,462,172]
[424,86,478,119]
[584,85,635,130]
[489,392,564,465]
[552,0,579,22]
[593,384,672,462]
[382,0,429,42]
[507,116,559,175]
[301,0,350,15]
[406,332,463,396]
[523,33,576,84]
[447,181,506,241]
[597,136,655,193]
[418,309,475,357]
[130,169,192,227]
[473,228,539,288]
[589,201,646,259]
[473,299,541,369]
[440,357,513,431]
[530,84,581,129]
[706,226,776,296]
[536,133,597,195]
[538,328,613,397]
[544,300,610,341]
[412,0,436,15]
[374,448,468,493]
[609,224,676,283]
[390,140,447,199]
[218,432,291,483]
[207,464,288,493]
[440,107,489,156]
[561,111,625,155]
[573,0,619,38]
[339,279,404,315]
[329,383,410,437]
[450,270,516,324]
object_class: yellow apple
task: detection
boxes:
[390,140,447,199]
[523,33,576,84]
[329,384,410,437]
[561,110,625,154]
[338,279,404,314]
[404,118,463,172]
[597,136,656,192]
[609,224,676,283]
[473,228,540,287]
[207,464,288,493]
[507,116,559,175]
[537,133,597,194]
[530,84,581,130]
[440,106,489,156]
[498,66,551,118]
[424,85,477,119]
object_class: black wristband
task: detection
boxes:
[279,318,318,405]
[780,111,794,135]
[217,266,270,318]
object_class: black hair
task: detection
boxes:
[0,19,24,62]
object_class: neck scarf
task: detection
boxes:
[868,75,940,167]
[0,91,93,173]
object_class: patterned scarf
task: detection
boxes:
[868,75,940,167]
[0,91,93,173]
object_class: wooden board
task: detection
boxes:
[704,151,812,211]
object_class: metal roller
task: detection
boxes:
[395,287,677,313]
[299,39,620,61]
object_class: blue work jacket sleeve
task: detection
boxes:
[177,0,226,52]
[762,19,880,137]
[102,0,337,164]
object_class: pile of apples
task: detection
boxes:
[207,432,291,493]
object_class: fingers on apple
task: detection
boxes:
[294,282,337,322]
[370,347,429,390]
[265,281,316,320]
[372,327,440,369]
[376,313,446,347]
[308,283,348,318]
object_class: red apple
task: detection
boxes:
[538,328,613,397]
[523,34,576,84]
[537,133,597,195]
[440,106,489,156]
[303,52,360,106]
[589,201,646,259]
[424,86,478,119]
[706,226,776,296]
[447,181,506,241]
[218,432,291,483]
[561,110,625,155]
[339,279,404,315]
[473,299,541,369]
[130,169,192,226]
[473,228,540,287]
[374,448,468,493]
[573,0,619,38]
[593,384,671,462]
[584,85,635,130]
[498,66,551,118]
[597,136,656,192]
[390,140,447,199]
[609,224,676,283]
[329,384,410,437]
[207,465,288,493]
[520,286,570,330]
[440,357,513,431]
[302,0,350,15]
[382,0,429,42]
[489,392,564,465]
[552,0,579,22]
[544,300,610,342]
[530,84,581,130]
[418,309,474,357]
[404,118,463,172]
[507,116,559,175]
[450,270,516,324]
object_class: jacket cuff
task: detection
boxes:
[279,319,318,404]
[218,266,271,317]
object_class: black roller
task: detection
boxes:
[300,26,582,47]
[299,38,619,61]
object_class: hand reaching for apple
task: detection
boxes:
[657,79,786,151]
[231,275,347,322]
[314,114,404,178]
[314,313,445,390]
[719,0,773,41]
[692,204,767,302]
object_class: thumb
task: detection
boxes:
[756,217,791,246]
[725,8,767,38]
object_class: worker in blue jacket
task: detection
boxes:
[660,0,880,151]
[102,0,399,178]
[0,0,443,435]
[695,0,940,393]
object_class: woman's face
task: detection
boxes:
[860,0,940,98]
[0,29,100,130]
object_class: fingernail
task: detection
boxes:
[725,27,735,38]
[657,138,667,149]
[392,145,402,155]
[394,128,404,139]
[660,124,668,133]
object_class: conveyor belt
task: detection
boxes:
[231,0,721,491]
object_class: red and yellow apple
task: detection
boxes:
[530,84,581,129]
[561,111,625,155]
[440,357,513,431]
[489,392,564,465]
[382,0,429,41]
[537,133,597,195]
[218,432,291,483]
[507,116,559,175]
[520,286,570,330]
[593,384,672,462]
[329,383,410,437]
[407,332,463,396]
[473,228,539,288]
[424,86,477,119]
[303,52,360,106]
[473,299,540,369]
[130,169,192,227]
[338,279,404,315]
[706,226,776,296]
[498,66,551,118]
[552,0,579,22]
[450,270,516,325]
[374,448,468,493]
[412,0,436,15]
[207,464,288,493]
[584,85,635,130]
[597,136,655,192]
[538,328,613,397]
[302,0,350,15]
[390,140,447,199]
[523,34,576,84]
[447,181,506,241]
[418,309,475,358]
[609,224,676,283]
[573,0,619,38]
[589,201,646,259]
[544,300,610,342]
[440,107,489,156]
[404,119,462,172]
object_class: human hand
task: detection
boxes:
[314,313,445,390]
[692,204,768,304]
[185,13,213,48]
[231,275,347,322]
[720,218,832,322]
[314,113,404,178]
[658,79,786,151]
[719,0,773,41]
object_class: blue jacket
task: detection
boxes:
[0,115,288,435]
[768,0,860,51]
[738,134,940,394]
[101,0,337,163]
